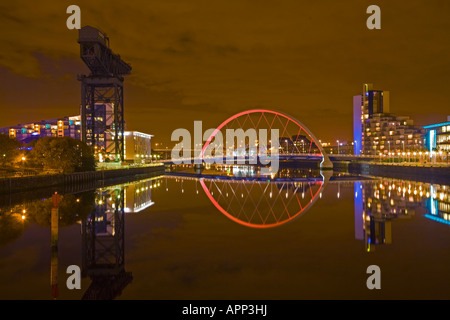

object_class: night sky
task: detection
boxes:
[1,1,449,146]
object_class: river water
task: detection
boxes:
[0,166,449,300]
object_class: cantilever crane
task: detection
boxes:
[78,25,132,162]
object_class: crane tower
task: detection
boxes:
[78,26,132,162]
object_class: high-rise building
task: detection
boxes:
[353,83,425,155]
[353,83,390,155]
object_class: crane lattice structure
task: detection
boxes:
[81,188,132,300]
[78,25,132,162]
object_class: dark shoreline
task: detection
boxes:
[344,162,450,185]
[0,165,165,204]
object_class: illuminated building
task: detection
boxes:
[1,113,153,163]
[124,131,153,163]
[84,103,113,158]
[423,116,450,153]
[0,116,81,143]
[353,83,425,155]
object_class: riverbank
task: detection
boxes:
[342,162,450,184]
[0,164,165,195]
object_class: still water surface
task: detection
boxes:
[0,166,449,300]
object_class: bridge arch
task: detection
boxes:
[201,109,333,169]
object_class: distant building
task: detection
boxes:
[83,103,114,157]
[0,116,81,143]
[423,116,450,153]
[124,131,153,163]
[322,142,353,155]
[353,83,425,155]
[1,113,153,163]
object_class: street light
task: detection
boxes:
[336,140,340,154]
[387,141,391,163]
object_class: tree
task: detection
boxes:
[28,191,95,228]
[0,134,20,166]
[30,136,95,173]
[0,213,26,246]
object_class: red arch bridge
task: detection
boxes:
[166,109,333,169]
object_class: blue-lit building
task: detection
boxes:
[353,83,390,155]
[353,83,425,155]
[423,117,450,153]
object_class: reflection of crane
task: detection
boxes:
[78,26,132,162]
[81,188,132,300]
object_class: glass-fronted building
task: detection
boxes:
[423,118,450,153]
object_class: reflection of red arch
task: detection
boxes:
[200,179,324,228]
[200,109,331,167]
